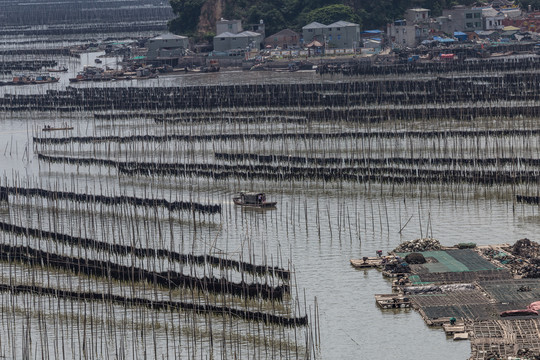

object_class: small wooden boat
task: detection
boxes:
[233,192,276,208]
[350,257,384,269]
[48,67,68,72]
[43,125,74,132]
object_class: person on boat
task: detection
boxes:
[258,194,262,204]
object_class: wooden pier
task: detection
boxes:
[442,322,466,335]
[375,294,411,309]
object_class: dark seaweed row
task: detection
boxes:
[0,284,306,326]
[0,220,289,281]
[0,48,71,57]
[0,60,57,72]
[18,103,540,121]
[215,152,540,168]
[1,184,220,214]
[516,195,540,205]
[0,243,287,301]
[5,72,540,112]
[153,115,308,124]
[0,0,172,29]
[118,164,540,186]
[0,23,168,37]
[94,112,307,124]
[33,127,540,145]
[36,154,540,185]
[317,51,540,76]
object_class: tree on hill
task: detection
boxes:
[168,0,500,39]
[305,4,363,26]
[169,0,205,35]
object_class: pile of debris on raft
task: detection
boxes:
[508,238,540,259]
[502,239,540,278]
[383,260,411,275]
[477,239,540,278]
[393,238,442,253]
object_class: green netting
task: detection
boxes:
[479,279,540,303]
[408,274,433,285]
[398,249,499,273]
[446,249,499,272]
[421,303,499,321]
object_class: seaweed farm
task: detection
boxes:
[1,56,540,359]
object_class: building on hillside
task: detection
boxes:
[490,0,515,9]
[387,8,431,47]
[213,31,263,52]
[442,6,483,33]
[248,19,266,38]
[387,20,416,47]
[326,21,361,49]
[405,8,430,24]
[264,29,300,49]
[216,19,243,35]
[145,33,189,64]
[480,7,505,30]
[214,19,264,52]
[503,11,540,31]
[301,21,360,49]
[301,22,327,44]
[500,7,522,20]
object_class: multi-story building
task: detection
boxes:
[216,19,243,36]
[146,33,189,61]
[387,8,431,47]
[302,21,360,49]
[480,7,505,30]
[503,11,540,31]
[405,8,430,24]
[264,29,300,49]
[213,31,263,52]
[213,19,263,52]
[442,6,483,33]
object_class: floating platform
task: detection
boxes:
[442,322,466,335]
[453,332,469,341]
[366,242,540,359]
[375,294,411,309]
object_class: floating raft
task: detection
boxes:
[350,257,384,269]
[375,294,411,309]
[453,332,469,341]
[442,322,466,335]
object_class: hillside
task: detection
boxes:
[168,0,508,39]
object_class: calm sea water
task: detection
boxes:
[0,55,539,359]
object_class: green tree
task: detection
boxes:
[305,4,362,26]
[518,0,540,11]
[169,0,493,41]
[168,0,205,35]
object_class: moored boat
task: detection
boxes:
[233,192,276,208]
[8,75,59,85]
[43,125,74,132]
[48,67,68,72]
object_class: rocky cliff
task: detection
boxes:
[197,0,225,34]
